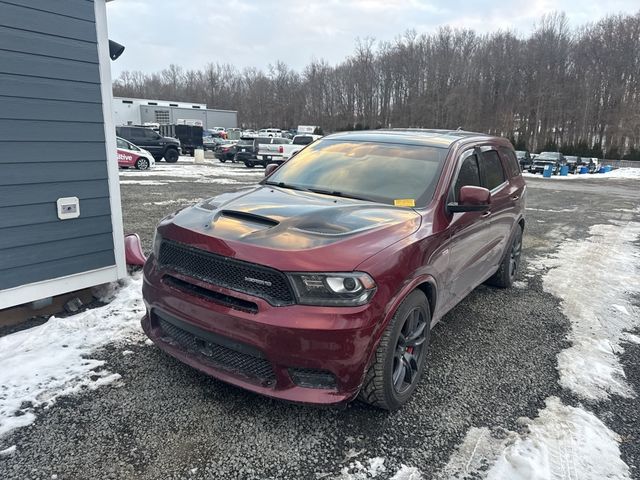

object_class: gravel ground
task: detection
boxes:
[1,158,639,480]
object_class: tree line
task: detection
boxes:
[113,11,640,159]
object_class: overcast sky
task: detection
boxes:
[106,0,639,79]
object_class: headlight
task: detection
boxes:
[152,230,163,259]
[287,272,376,306]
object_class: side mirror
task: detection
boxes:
[447,186,491,213]
[265,163,279,177]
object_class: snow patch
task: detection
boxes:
[440,398,630,480]
[0,274,144,440]
[391,466,423,480]
[439,212,639,479]
[531,218,640,400]
[119,180,169,186]
[0,445,17,456]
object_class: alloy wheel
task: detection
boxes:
[509,233,522,278]
[392,307,428,394]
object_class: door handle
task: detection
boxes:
[511,195,519,200]
[482,210,492,217]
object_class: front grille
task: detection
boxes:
[164,275,258,314]
[158,240,294,306]
[158,315,276,384]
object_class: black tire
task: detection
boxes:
[244,161,255,168]
[219,158,227,163]
[359,290,431,411]
[135,157,150,170]
[164,148,179,163]
[486,225,523,288]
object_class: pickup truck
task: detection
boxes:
[278,134,322,160]
[236,137,290,168]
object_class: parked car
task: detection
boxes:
[214,141,238,163]
[203,134,223,152]
[141,129,526,410]
[564,155,582,174]
[159,124,203,157]
[116,126,181,163]
[537,151,566,164]
[116,136,155,170]
[515,150,532,171]
[234,137,259,164]
[529,160,560,175]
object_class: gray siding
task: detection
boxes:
[0,0,115,291]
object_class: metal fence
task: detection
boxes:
[603,159,640,168]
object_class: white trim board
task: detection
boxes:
[0,266,120,310]
[95,0,127,280]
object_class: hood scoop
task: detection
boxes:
[219,210,279,227]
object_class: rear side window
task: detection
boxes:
[500,148,521,177]
[116,138,128,149]
[293,136,313,145]
[454,154,481,200]
[481,151,506,190]
[144,129,158,139]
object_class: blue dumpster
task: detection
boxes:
[598,166,606,173]
[579,166,588,174]
[543,164,553,177]
[560,165,569,176]
[604,165,612,173]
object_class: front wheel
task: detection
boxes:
[164,149,179,163]
[135,157,150,170]
[359,290,430,411]
[219,158,227,163]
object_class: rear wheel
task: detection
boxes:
[164,148,179,163]
[219,158,227,163]
[359,290,430,411]
[486,225,523,288]
[244,161,255,168]
[135,157,150,170]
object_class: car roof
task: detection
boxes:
[324,128,500,148]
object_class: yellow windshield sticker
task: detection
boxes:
[394,199,415,207]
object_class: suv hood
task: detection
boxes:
[162,185,421,268]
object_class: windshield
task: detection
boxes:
[538,152,560,160]
[264,139,447,206]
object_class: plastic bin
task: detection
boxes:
[579,166,588,174]
[543,164,553,177]
[560,165,569,176]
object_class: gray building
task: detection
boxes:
[113,97,238,130]
[0,0,126,309]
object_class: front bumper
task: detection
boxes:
[142,260,377,405]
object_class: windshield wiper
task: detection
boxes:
[264,181,312,193]
[308,188,373,202]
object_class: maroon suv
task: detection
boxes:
[142,129,525,410]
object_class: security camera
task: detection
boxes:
[108,40,125,61]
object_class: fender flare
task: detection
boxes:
[360,274,439,376]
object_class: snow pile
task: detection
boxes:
[523,167,640,180]
[530,218,640,400]
[487,397,629,479]
[439,211,640,479]
[0,274,144,439]
[439,398,630,480]
[606,167,640,179]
